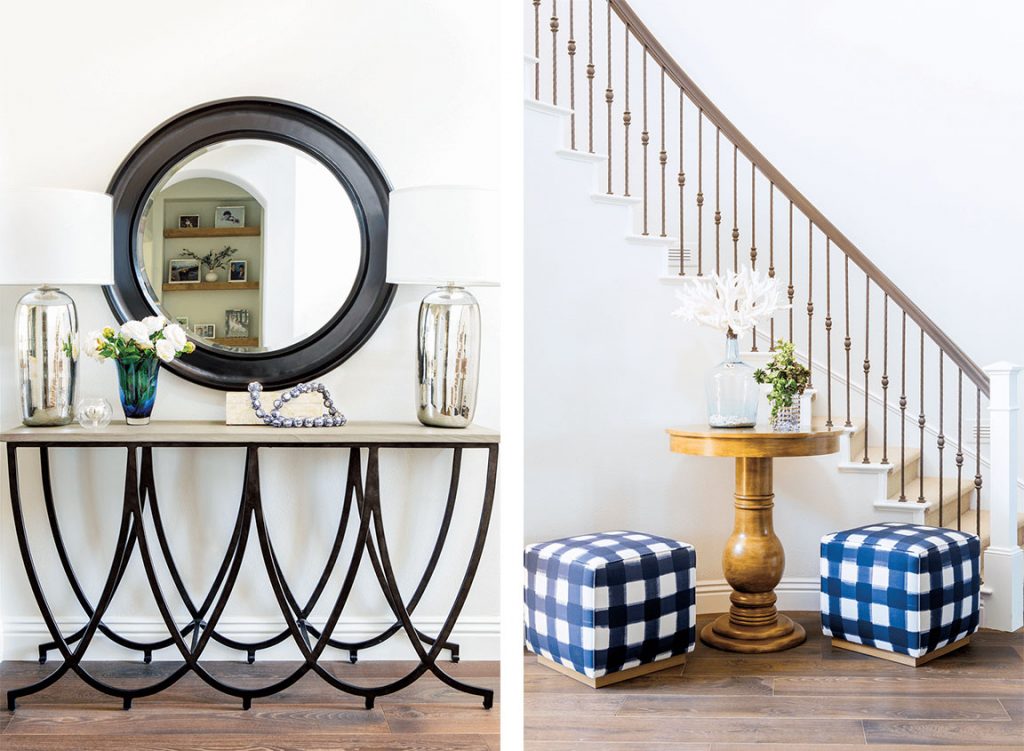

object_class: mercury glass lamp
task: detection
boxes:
[0,188,114,426]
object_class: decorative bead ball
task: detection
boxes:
[247,381,347,429]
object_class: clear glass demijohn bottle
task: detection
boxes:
[705,330,759,428]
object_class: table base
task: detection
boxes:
[700,613,806,653]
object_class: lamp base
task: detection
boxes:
[16,286,78,427]
[417,285,480,428]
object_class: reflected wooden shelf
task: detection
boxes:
[164,226,261,238]
[162,281,259,292]
[210,337,259,347]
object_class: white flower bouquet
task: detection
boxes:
[672,268,788,338]
[86,316,195,364]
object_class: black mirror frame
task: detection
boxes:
[104,97,395,391]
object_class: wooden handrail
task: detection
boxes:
[610,0,989,396]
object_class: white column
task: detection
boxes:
[982,361,1023,632]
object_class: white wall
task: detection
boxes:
[629,0,1024,369]
[0,0,502,660]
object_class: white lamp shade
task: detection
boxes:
[386,186,499,286]
[0,188,114,287]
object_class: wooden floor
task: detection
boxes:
[0,659,499,750]
[525,612,1024,749]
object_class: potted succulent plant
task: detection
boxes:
[753,340,811,432]
[182,246,239,283]
[85,316,194,425]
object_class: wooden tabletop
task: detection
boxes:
[1,420,500,446]
[667,425,840,458]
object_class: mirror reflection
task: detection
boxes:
[138,139,362,353]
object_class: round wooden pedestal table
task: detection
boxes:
[667,426,840,653]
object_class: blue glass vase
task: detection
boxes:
[705,332,759,428]
[115,358,160,425]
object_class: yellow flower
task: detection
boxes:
[183,341,196,354]
[102,326,116,339]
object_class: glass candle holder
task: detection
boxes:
[76,398,113,430]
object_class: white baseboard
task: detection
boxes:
[2,616,500,662]
[696,576,821,615]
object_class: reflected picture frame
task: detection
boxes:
[215,205,245,228]
[194,323,216,339]
[228,259,248,283]
[168,258,200,283]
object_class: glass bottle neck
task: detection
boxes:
[724,333,741,362]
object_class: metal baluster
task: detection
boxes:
[568,0,576,149]
[732,145,739,272]
[623,25,630,196]
[900,311,908,501]
[750,163,757,351]
[641,47,649,234]
[787,201,794,341]
[938,351,945,526]
[768,184,775,348]
[881,294,889,464]
[862,277,871,462]
[659,67,667,238]
[586,0,594,153]
[534,0,541,100]
[550,1,559,106]
[605,1,613,194]
[844,254,851,428]
[975,390,982,538]
[918,330,926,503]
[714,127,721,274]
[824,238,833,429]
[696,110,703,274]
[806,221,814,389]
[956,369,964,530]
[678,89,685,275]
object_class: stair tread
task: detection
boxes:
[891,475,976,503]
[942,509,1024,546]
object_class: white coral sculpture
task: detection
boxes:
[672,268,789,338]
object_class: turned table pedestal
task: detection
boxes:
[667,426,839,653]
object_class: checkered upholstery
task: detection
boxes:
[820,522,980,658]
[524,531,697,679]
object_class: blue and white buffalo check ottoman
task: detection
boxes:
[524,531,696,687]
[820,522,980,666]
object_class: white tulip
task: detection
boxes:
[156,339,176,363]
[141,315,168,334]
[162,323,188,351]
[120,320,152,347]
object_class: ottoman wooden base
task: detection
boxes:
[536,652,687,688]
[831,635,971,667]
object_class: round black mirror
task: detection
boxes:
[105,97,395,390]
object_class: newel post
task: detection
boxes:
[982,361,1023,631]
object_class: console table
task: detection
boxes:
[667,425,839,653]
[2,421,498,711]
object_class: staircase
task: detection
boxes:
[524,0,1024,630]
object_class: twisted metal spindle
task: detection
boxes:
[918,330,926,503]
[824,238,833,429]
[975,390,982,538]
[678,89,685,275]
[938,351,945,525]
[787,201,794,341]
[844,254,852,428]
[567,0,576,149]
[714,127,721,274]
[696,110,704,275]
[732,145,739,272]
[881,294,889,464]
[659,67,667,238]
[622,25,631,196]
[750,162,758,351]
[641,47,649,235]
[550,1,559,106]
[605,0,613,193]
[956,368,964,530]
[768,184,775,347]
[862,277,871,463]
[900,311,908,501]
[586,0,594,153]
[806,221,814,390]
[534,0,541,100]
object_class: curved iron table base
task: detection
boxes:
[5,441,497,711]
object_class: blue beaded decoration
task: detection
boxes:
[248,382,347,428]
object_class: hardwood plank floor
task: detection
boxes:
[0,660,499,751]
[524,612,1023,749]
